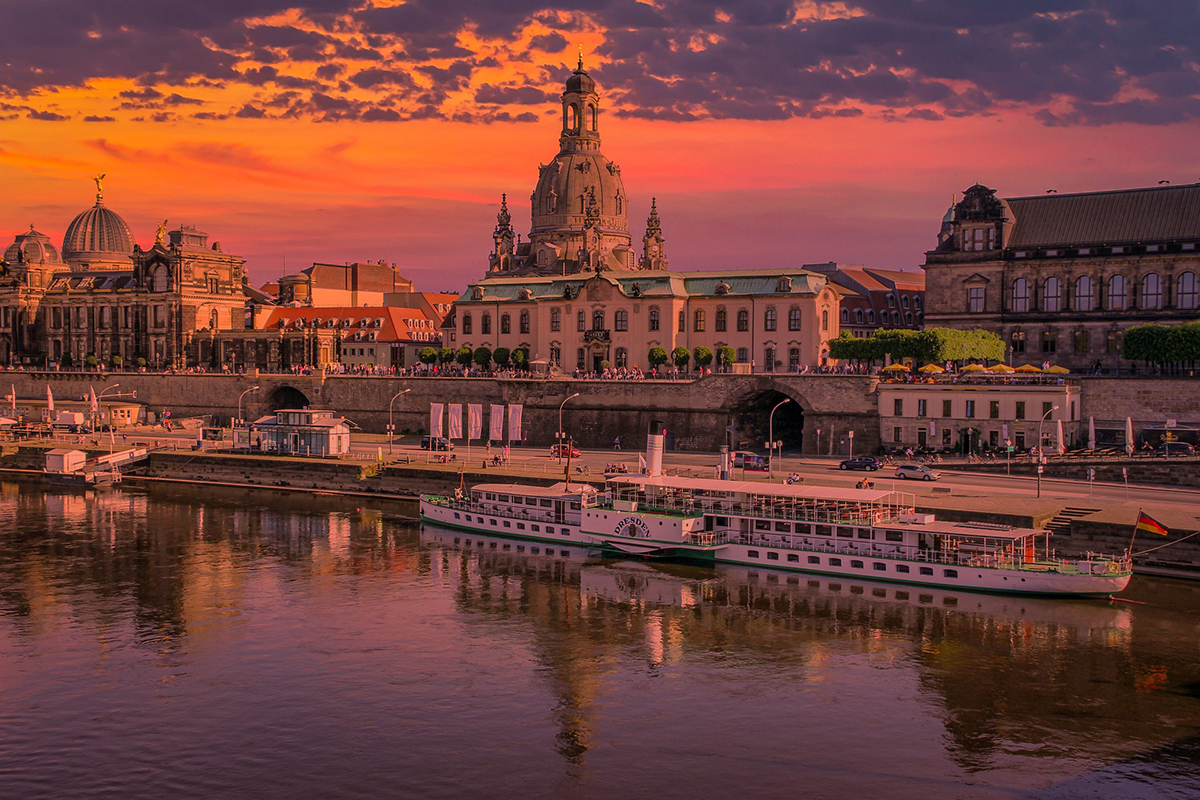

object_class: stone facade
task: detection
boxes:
[924,183,1200,372]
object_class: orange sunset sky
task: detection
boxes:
[1,1,1197,290]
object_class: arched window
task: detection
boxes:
[576,348,585,370]
[462,314,472,335]
[715,309,727,332]
[905,311,913,325]
[678,310,686,332]
[736,347,749,363]
[886,293,896,308]
[519,311,530,334]
[1011,278,1030,312]
[892,311,901,324]
[736,309,749,332]
[693,310,705,331]
[788,348,800,370]
[648,308,660,331]
[590,105,597,132]
[615,347,627,368]
[840,308,848,324]
[913,296,921,310]
[822,310,829,331]
[481,313,491,334]
[550,308,561,332]
[615,194,623,215]
[1043,277,1061,312]
[854,309,863,323]
[593,310,605,330]
[764,308,777,331]
[614,310,628,331]
[867,310,875,324]
[549,345,561,365]
[537,248,549,266]
[577,311,586,332]
[1142,273,1162,309]
[901,295,910,309]
[1075,275,1094,311]
[500,314,511,334]
[1178,271,1199,309]
[789,308,802,331]
[567,103,578,133]
[1107,274,1128,311]
[764,347,776,372]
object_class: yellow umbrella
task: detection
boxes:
[882,363,910,372]
[918,364,945,373]
[989,364,1015,373]
[1014,364,1043,373]
[1044,365,1070,374]
[960,363,987,372]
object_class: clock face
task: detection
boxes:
[649,245,658,256]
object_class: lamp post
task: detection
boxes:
[557,392,580,462]
[768,398,791,477]
[1036,404,1059,498]
[238,385,259,427]
[388,388,411,454]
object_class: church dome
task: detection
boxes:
[564,62,596,95]
[62,195,135,263]
[4,226,63,265]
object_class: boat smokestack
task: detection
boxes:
[646,430,665,477]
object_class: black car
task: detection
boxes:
[421,435,454,451]
[839,456,883,471]
[1157,441,1195,456]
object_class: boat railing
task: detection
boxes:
[606,496,906,527]
[428,497,570,526]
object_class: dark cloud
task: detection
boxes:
[82,115,116,122]
[28,110,69,121]
[0,0,1196,126]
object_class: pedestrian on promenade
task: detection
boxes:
[613,436,621,450]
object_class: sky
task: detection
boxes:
[1,0,1198,291]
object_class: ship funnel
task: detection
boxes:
[646,431,665,476]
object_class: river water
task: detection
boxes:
[1,481,1198,799]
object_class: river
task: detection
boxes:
[0,481,1198,799]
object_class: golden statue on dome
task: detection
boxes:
[92,173,106,202]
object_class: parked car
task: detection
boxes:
[731,451,758,467]
[839,456,883,471]
[550,443,581,458]
[1157,441,1196,456]
[421,435,454,451]
[895,463,941,481]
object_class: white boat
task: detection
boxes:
[419,434,1132,597]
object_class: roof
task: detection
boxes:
[471,481,598,496]
[1006,183,1200,249]
[259,306,442,345]
[459,268,828,303]
[608,473,896,503]
[62,200,136,261]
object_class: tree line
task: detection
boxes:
[1121,322,1200,373]
[828,328,1006,364]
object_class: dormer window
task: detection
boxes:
[715,282,730,295]
[776,276,792,292]
[962,226,995,251]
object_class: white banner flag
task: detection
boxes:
[508,403,523,441]
[1001,423,1009,440]
[489,405,504,441]
[430,403,443,438]
[928,420,936,436]
[468,404,482,441]
[448,403,463,439]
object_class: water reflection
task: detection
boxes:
[0,482,1197,800]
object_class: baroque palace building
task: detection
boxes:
[450,57,843,372]
[923,182,1200,372]
[0,178,248,368]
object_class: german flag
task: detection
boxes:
[1136,511,1169,536]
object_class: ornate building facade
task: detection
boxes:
[0,180,248,368]
[923,183,1200,371]
[453,60,843,371]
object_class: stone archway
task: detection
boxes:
[266,385,310,412]
[729,386,806,454]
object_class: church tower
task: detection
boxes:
[488,194,516,273]
[639,198,668,270]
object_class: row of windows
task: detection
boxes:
[562,345,813,369]
[997,272,1200,314]
[744,549,959,579]
[842,307,919,326]
[464,306,825,335]
[1010,328,1120,355]
[896,397,1073,421]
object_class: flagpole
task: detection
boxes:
[1127,509,1141,560]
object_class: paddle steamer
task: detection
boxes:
[420,434,1132,596]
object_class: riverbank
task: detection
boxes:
[2,444,1196,578]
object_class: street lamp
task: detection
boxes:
[388,388,411,454]
[238,385,260,427]
[768,398,791,477]
[99,383,135,453]
[557,392,580,462]
[1036,404,1060,498]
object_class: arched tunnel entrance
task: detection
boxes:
[730,390,805,454]
[266,385,311,412]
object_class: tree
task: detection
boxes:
[717,346,736,371]
[85,355,99,369]
[455,346,473,366]
[647,346,669,368]
[492,347,511,368]
[439,347,455,364]
[671,346,691,369]
[136,357,147,368]
[693,346,714,370]
[110,355,123,369]
[472,346,492,368]
[512,348,528,369]
[418,347,438,365]
[62,353,74,368]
